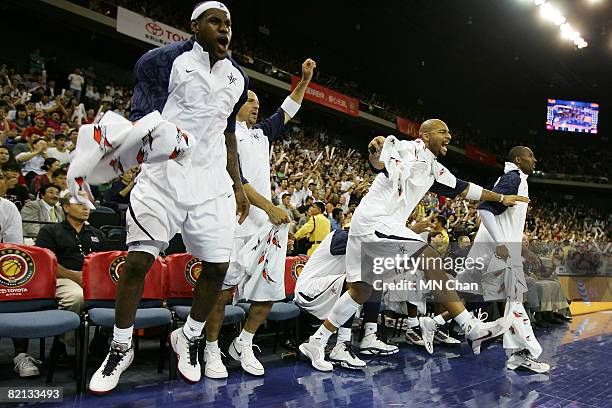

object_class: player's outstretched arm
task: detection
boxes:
[225,130,250,224]
[283,59,316,124]
[243,184,289,225]
[458,184,529,207]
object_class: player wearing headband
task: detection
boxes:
[89,1,250,393]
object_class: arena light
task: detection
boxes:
[529,3,589,49]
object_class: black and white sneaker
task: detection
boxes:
[89,342,134,394]
[170,327,202,384]
[433,329,461,346]
[329,342,366,370]
[507,350,550,373]
[405,325,425,347]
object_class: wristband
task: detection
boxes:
[465,183,483,200]
[499,194,504,203]
[281,96,301,118]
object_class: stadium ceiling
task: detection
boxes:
[220,0,611,133]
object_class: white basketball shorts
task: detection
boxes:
[126,179,236,263]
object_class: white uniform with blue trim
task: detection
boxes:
[223,108,289,296]
[126,39,248,262]
[465,162,542,357]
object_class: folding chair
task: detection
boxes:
[0,244,82,392]
[80,251,172,390]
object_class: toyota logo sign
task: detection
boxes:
[146,22,164,36]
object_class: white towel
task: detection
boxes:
[67,111,194,209]
[235,222,290,302]
[379,136,456,214]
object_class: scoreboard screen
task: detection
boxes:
[546,99,599,134]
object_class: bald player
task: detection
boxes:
[299,119,530,371]
[202,59,316,379]
[466,146,550,373]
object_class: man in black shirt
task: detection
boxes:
[36,194,106,349]
[2,161,30,211]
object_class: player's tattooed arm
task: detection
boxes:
[225,130,250,224]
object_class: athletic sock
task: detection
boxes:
[206,340,219,351]
[406,316,419,328]
[183,315,205,340]
[364,322,378,337]
[238,329,255,345]
[453,310,470,331]
[312,324,334,345]
[433,314,447,326]
[113,325,133,346]
[337,327,352,344]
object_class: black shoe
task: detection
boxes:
[54,342,71,367]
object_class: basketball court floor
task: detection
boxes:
[1,311,610,407]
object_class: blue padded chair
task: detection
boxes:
[0,245,82,392]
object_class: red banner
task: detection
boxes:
[465,144,497,166]
[291,76,359,117]
[396,117,421,139]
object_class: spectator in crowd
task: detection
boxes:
[2,162,29,210]
[45,133,70,164]
[36,193,107,354]
[14,136,48,182]
[0,168,41,378]
[22,113,47,141]
[330,207,344,232]
[103,166,139,205]
[67,68,85,101]
[21,183,63,239]
[277,193,300,232]
[294,201,331,255]
[0,146,10,167]
[32,157,60,195]
[51,168,68,197]
[297,196,314,215]
[432,215,449,255]
[428,231,445,256]
[12,105,31,133]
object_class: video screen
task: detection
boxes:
[546,99,599,134]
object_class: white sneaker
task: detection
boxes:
[464,311,505,355]
[170,327,201,384]
[299,337,333,372]
[433,329,461,346]
[13,353,41,378]
[329,342,367,369]
[507,350,551,373]
[203,346,228,379]
[228,338,264,376]
[359,333,399,355]
[419,317,437,355]
[88,342,134,394]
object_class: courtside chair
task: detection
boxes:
[236,256,306,355]
[0,244,82,392]
[80,251,172,390]
[163,253,245,373]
